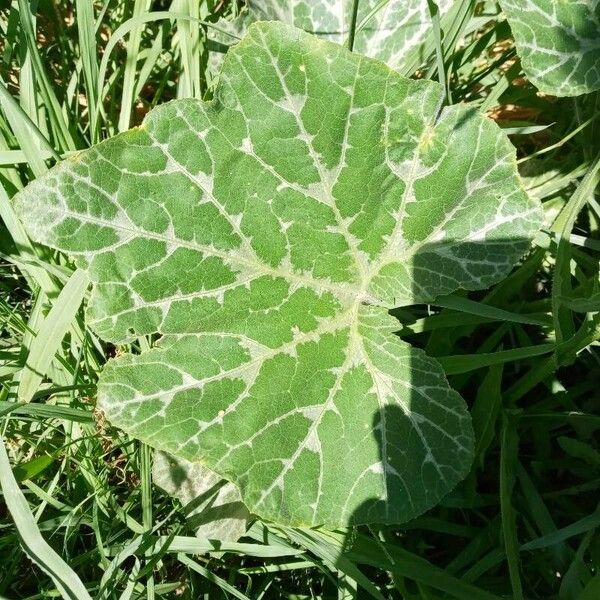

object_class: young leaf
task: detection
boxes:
[153,451,250,541]
[13,22,542,528]
[499,0,600,97]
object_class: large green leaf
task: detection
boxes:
[499,0,600,97]
[210,0,455,76]
[245,0,454,69]
[14,22,541,528]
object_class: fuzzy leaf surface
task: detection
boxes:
[241,0,454,70]
[153,451,250,541]
[15,22,541,527]
[500,0,600,96]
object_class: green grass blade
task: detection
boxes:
[0,78,59,176]
[437,344,554,375]
[427,0,451,102]
[117,0,150,133]
[283,528,385,600]
[315,529,503,600]
[517,462,569,569]
[173,0,203,99]
[93,12,237,134]
[105,535,305,558]
[520,509,600,552]
[140,443,155,600]
[177,553,252,600]
[577,573,600,600]
[74,0,100,142]
[500,413,524,600]
[17,269,88,403]
[16,0,76,151]
[471,364,503,469]
[0,181,57,294]
[551,154,600,345]
[433,294,551,327]
[0,435,92,600]
[0,400,93,423]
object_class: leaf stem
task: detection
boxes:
[347,0,361,51]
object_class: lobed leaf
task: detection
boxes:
[251,0,454,67]
[210,0,454,73]
[499,0,600,97]
[14,22,541,527]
